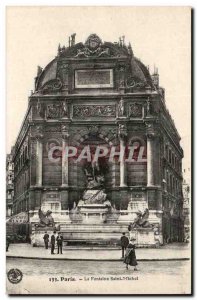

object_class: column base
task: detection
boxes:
[120,184,128,188]
[61,184,69,188]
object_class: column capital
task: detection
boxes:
[118,123,127,139]
[146,133,155,140]
[145,122,159,139]
[61,124,69,139]
[31,125,44,141]
[35,134,43,141]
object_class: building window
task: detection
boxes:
[170,174,172,194]
[165,145,168,159]
[167,172,169,190]
[173,177,175,195]
[172,153,174,167]
[169,149,172,164]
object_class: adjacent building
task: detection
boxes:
[11,34,184,246]
[182,168,190,242]
[6,152,14,217]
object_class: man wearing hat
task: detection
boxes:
[123,238,138,270]
[120,233,129,258]
[50,231,56,254]
[43,231,49,249]
[56,232,63,254]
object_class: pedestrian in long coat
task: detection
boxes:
[120,232,129,258]
[124,238,138,270]
[51,232,56,254]
[56,232,63,254]
[43,231,49,249]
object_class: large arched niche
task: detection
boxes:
[68,133,117,205]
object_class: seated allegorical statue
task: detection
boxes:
[77,163,111,207]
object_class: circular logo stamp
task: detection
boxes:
[7,268,23,284]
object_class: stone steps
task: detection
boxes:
[59,223,156,246]
[31,225,158,247]
[60,223,128,233]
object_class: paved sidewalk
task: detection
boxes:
[6,243,190,261]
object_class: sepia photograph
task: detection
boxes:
[6,6,191,295]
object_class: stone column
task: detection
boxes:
[146,122,158,187]
[118,123,127,187]
[61,124,69,187]
[61,124,69,210]
[147,135,154,186]
[35,126,43,186]
[36,138,43,186]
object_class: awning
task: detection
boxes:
[6,212,29,224]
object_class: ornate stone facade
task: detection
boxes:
[11,34,184,246]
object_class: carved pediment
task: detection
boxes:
[58,34,130,59]
[75,34,110,58]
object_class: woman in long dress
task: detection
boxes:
[124,238,138,270]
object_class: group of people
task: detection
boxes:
[43,231,63,254]
[43,230,138,269]
[120,232,138,271]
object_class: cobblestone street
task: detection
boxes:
[7,257,191,294]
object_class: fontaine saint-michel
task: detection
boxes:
[11,33,184,246]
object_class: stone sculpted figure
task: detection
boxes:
[118,98,125,117]
[132,208,152,229]
[71,33,76,46]
[146,97,151,115]
[62,101,68,117]
[78,163,111,207]
[36,209,55,228]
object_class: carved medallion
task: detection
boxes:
[126,76,145,89]
[87,125,100,136]
[75,34,110,58]
[129,103,142,118]
[85,34,102,50]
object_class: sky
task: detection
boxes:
[6,6,191,173]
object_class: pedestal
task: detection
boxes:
[77,204,110,224]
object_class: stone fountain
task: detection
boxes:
[72,163,112,224]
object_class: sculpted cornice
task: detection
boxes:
[13,110,31,160]
[72,104,116,118]
[160,126,183,157]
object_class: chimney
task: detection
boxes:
[151,66,159,88]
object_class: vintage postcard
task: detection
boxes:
[6,6,192,295]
